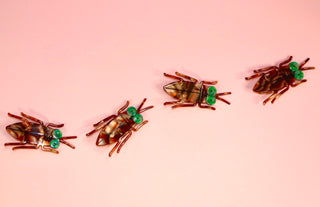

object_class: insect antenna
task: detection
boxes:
[59,136,77,149]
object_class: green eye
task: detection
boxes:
[133,114,143,124]
[50,139,60,149]
[294,70,304,80]
[289,62,299,72]
[206,96,216,105]
[53,129,62,139]
[127,107,137,116]
[207,86,217,96]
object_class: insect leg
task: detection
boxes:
[253,66,277,73]
[201,80,218,85]
[172,103,197,109]
[137,98,154,113]
[41,146,59,154]
[271,86,290,104]
[175,72,198,82]
[118,101,130,114]
[163,73,184,81]
[20,112,44,125]
[46,123,64,128]
[245,73,263,80]
[86,122,109,136]
[12,145,38,151]
[198,103,216,110]
[93,115,117,127]
[279,56,293,67]
[7,113,31,128]
[291,79,307,87]
[263,92,277,105]
[164,101,181,105]
[116,131,133,154]
[4,142,27,146]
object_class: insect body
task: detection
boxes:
[245,56,315,105]
[86,98,153,157]
[5,112,77,153]
[163,72,231,110]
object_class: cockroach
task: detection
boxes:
[86,98,153,157]
[163,72,231,110]
[245,56,315,105]
[4,112,77,154]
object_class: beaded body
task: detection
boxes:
[7,122,55,147]
[86,98,153,157]
[163,72,231,110]
[96,113,135,146]
[245,56,315,105]
[4,112,77,153]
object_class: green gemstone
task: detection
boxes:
[127,107,137,116]
[207,86,217,96]
[133,114,143,124]
[52,129,62,139]
[294,70,304,80]
[289,62,299,72]
[206,96,216,105]
[50,139,60,149]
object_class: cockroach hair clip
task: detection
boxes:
[4,112,77,154]
[245,56,315,105]
[86,98,154,157]
[163,72,231,110]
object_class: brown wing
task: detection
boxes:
[163,81,201,103]
[253,70,288,93]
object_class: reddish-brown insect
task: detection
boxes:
[163,72,231,110]
[4,112,77,154]
[245,56,315,105]
[86,98,153,157]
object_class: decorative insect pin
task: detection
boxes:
[86,98,153,157]
[4,112,77,153]
[163,72,231,110]
[245,56,315,105]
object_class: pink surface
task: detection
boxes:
[1,0,320,206]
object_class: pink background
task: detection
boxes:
[1,0,320,206]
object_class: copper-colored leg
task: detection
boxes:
[263,92,277,105]
[245,73,263,80]
[201,80,218,85]
[137,98,147,112]
[86,122,109,136]
[172,103,197,109]
[42,146,59,154]
[4,142,27,146]
[279,56,293,68]
[198,103,216,110]
[163,73,183,81]
[116,131,133,154]
[21,112,44,125]
[12,145,38,151]
[133,120,148,131]
[254,66,276,73]
[46,123,64,128]
[271,86,289,104]
[8,113,31,129]
[109,141,122,157]
[164,101,180,105]
[175,72,197,82]
[93,115,116,127]
[291,79,307,87]
[118,101,129,114]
